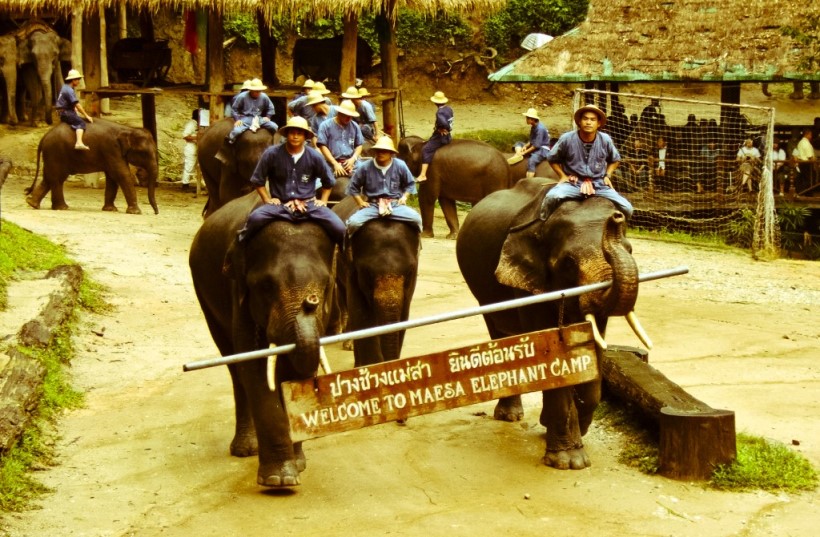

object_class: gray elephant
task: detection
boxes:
[26,119,158,214]
[15,22,68,125]
[398,136,510,239]
[332,196,421,365]
[456,178,649,470]
[506,152,559,184]
[189,192,337,487]
[198,118,276,217]
[0,34,19,125]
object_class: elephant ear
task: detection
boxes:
[222,239,249,306]
[494,188,551,295]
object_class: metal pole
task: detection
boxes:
[183,266,688,372]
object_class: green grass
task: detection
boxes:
[0,219,109,512]
[457,129,523,153]
[596,400,818,492]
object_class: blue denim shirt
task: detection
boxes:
[56,84,78,110]
[529,122,550,148]
[232,92,275,121]
[356,100,377,124]
[317,117,364,160]
[547,130,620,179]
[346,158,415,199]
[250,144,334,201]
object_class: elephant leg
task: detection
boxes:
[294,441,306,472]
[40,163,69,210]
[417,184,437,238]
[348,284,383,366]
[108,161,142,214]
[575,379,602,436]
[26,177,51,209]
[540,387,590,470]
[809,81,820,100]
[228,364,258,457]
[789,81,805,100]
[102,174,119,212]
[439,197,460,240]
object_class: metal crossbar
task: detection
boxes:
[183,266,689,372]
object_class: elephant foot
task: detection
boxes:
[230,433,258,458]
[257,460,301,488]
[125,206,142,215]
[789,92,804,100]
[25,195,41,209]
[102,204,118,212]
[493,396,524,422]
[51,203,69,210]
[294,442,306,473]
[543,446,591,470]
[421,230,434,238]
[445,231,458,240]
[809,92,820,100]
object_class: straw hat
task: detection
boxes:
[312,81,331,95]
[371,136,398,154]
[305,90,326,106]
[336,100,360,117]
[302,79,315,89]
[522,108,540,121]
[278,116,314,139]
[240,79,252,90]
[65,69,83,81]
[430,91,448,104]
[341,86,360,99]
[357,87,371,97]
[573,104,606,127]
[246,78,267,91]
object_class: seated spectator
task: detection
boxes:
[621,138,649,191]
[649,136,669,189]
[735,138,761,192]
[698,141,720,193]
[769,140,788,195]
[793,129,816,192]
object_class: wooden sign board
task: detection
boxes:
[282,322,598,442]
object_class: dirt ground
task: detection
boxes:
[0,84,819,536]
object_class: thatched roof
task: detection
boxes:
[0,0,505,22]
[490,0,820,83]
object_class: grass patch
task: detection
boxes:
[458,129,523,153]
[0,219,108,512]
[710,434,818,493]
[596,400,818,492]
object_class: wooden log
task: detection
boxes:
[602,345,736,480]
[18,265,83,349]
[0,348,46,452]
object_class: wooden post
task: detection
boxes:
[376,3,399,141]
[257,10,284,128]
[99,5,110,114]
[70,6,83,80]
[82,9,102,116]
[141,94,157,142]
[118,1,127,39]
[207,9,225,122]
[602,346,736,480]
[340,14,358,92]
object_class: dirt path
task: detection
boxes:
[0,87,819,536]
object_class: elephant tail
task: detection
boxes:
[25,137,44,195]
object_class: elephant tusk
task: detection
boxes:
[584,313,608,350]
[319,346,332,375]
[267,343,277,392]
[626,311,653,350]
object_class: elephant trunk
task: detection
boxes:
[373,275,406,362]
[579,211,639,318]
[287,294,323,378]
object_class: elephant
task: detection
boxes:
[25,119,158,214]
[332,196,421,365]
[189,192,337,487]
[762,81,820,100]
[198,118,276,217]
[398,136,510,239]
[505,152,560,184]
[455,178,649,470]
[0,34,18,125]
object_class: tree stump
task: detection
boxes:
[602,345,736,480]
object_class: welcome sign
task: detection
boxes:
[283,322,599,442]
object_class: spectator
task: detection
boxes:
[516,108,550,178]
[226,78,278,145]
[769,140,788,196]
[735,138,761,192]
[698,141,720,193]
[317,100,364,177]
[793,129,816,192]
[650,136,668,186]
[621,138,649,191]
[180,109,199,192]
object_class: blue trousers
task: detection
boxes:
[227,118,278,143]
[239,201,346,243]
[345,203,423,235]
[527,146,550,173]
[421,133,451,164]
[59,110,86,130]
[540,180,633,220]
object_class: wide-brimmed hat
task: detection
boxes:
[246,78,267,91]
[371,136,398,154]
[522,108,540,120]
[357,87,371,97]
[278,116,315,139]
[240,79,252,90]
[313,81,331,95]
[430,91,448,104]
[305,90,326,107]
[336,100,360,118]
[65,69,83,81]
[302,79,315,89]
[341,86,360,99]
[574,104,607,127]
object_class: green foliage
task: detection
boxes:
[484,0,590,55]
[726,208,756,249]
[781,14,819,71]
[224,13,260,46]
[710,434,818,492]
[0,221,73,310]
[776,204,816,258]
[458,129,526,152]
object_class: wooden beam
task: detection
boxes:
[601,346,736,480]
[377,4,399,140]
[99,4,110,114]
[340,14,358,92]
[118,0,127,40]
[207,9,225,122]
[257,10,284,128]
[82,9,102,115]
